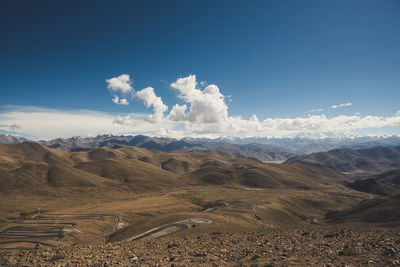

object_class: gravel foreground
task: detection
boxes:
[1,225,400,267]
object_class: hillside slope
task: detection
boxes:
[0,142,356,194]
[285,146,400,175]
[326,195,400,224]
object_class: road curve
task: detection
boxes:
[125,217,212,242]
[35,214,121,232]
[128,223,188,241]
[0,213,121,250]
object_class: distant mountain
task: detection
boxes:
[285,146,400,176]
[37,135,297,162]
[286,145,400,196]
[2,133,400,162]
[0,134,28,144]
[197,135,400,154]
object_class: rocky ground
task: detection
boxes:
[1,224,400,266]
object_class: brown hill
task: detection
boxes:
[290,161,354,184]
[325,195,400,224]
[0,142,379,251]
[285,146,400,176]
[373,169,400,185]
[0,142,350,193]
[0,143,125,191]
[345,168,400,196]
[346,178,400,196]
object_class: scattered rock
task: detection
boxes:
[1,225,399,266]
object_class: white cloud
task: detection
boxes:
[332,102,352,109]
[106,74,133,94]
[113,115,133,125]
[178,113,400,138]
[112,95,119,104]
[111,95,129,105]
[168,104,188,121]
[107,74,398,139]
[1,105,399,140]
[136,87,168,123]
[0,124,21,131]
[169,75,228,123]
[119,98,129,105]
[3,75,398,140]
[306,108,324,113]
[0,106,174,140]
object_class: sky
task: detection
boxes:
[0,0,399,140]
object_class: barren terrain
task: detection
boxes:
[2,225,400,266]
[0,142,399,265]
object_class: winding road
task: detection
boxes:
[0,213,121,250]
[1,212,212,249]
[125,217,212,241]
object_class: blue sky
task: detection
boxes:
[0,0,399,139]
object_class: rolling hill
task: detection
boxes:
[345,169,400,196]
[285,145,400,176]
[0,142,344,193]
[0,141,392,252]
[325,195,400,224]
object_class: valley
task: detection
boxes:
[2,0,400,265]
[0,141,399,265]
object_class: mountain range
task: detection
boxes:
[186,135,400,154]
[285,145,400,176]
[1,138,400,253]
[0,141,345,192]
[2,134,400,162]
[0,134,296,162]
[285,146,400,197]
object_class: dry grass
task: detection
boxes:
[0,142,373,248]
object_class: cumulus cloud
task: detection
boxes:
[136,87,168,123]
[178,113,400,138]
[119,98,129,105]
[104,74,398,138]
[112,95,119,104]
[332,102,352,109]
[5,75,395,140]
[1,105,399,140]
[112,95,129,105]
[106,74,133,94]
[113,115,132,125]
[168,104,188,121]
[168,75,228,123]
[263,113,400,133]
